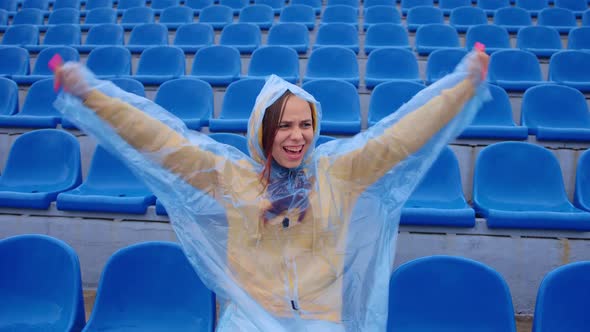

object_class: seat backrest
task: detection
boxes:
[549,50,590,82]
[538,7,577,27]
[199,4,233,22]
[53,0,81,9]
[239,4,273,24]
[110,77,145,96]
[401,0,434,12]
[494,7,532,26]
[439,0,471,13]
[366,47,420,80]
[554,0,586,13]
[209,133,249,156]
[191,45,241,76]
[136,46,185,76]
[0,46,29,76]
[516,0,549,11]
[365,23,410,48]
[47,8,80,25]
[12,8,44,25]
[160,5,194,23]
[85,0,112,10]
[128,23,168,46]
[306,46,359,79]
[248,45,299,78]
[488,49,543,82]
[151,0,179,9]
[84,7,117,24]
[574,149,590,211]
[327,0,358,8]
[117,0,146,10]
[516,25,562,50]
[426,48,467,83]
[470,83,516,126]
[220,78,266,118]
[477,0,509,11]
[321,4,357,24]
[449,6,487,26]
[121,6,154,24]
[85,23,124,45]
[0,77,18,115]
[568,27,590,50]
[367,80,425,124]
[465,24,510,51]
[406,5,444,26]
[219,0,247,10]
[255,0,283,10]
[415,23,460,47]
[267,22,309,45]
[84,145,151,191]
[32,46,79,75]
[301,79,360,122]
[279,4,315,23]
[0,8,7,25]
[19,78,61,117]
[364,5,402,25]
[87,45,132,76]
[22,0,48,10]
[0,0,18,12]
[583,9,590,26]
[185,0,212,10]
[315,22,358,45]
[174,23,214,46]
[154,77,213,121]
[42,24,81,46]
[219,23,261,45]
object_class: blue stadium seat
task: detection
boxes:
[538,7,577,34]
[0,77,18,116]
[583,9,590,26]
[327,0,358,10]
[301,79,361,134]
[220,0,247,14]
[110,77,146,97]
[131,46,185,84]
[554,0,587,17]
[290,0,321,15]
[465,24,511,54]
[83,242,215,332]
[150,0,180,14]
[12,8,44,25]
[155,199,168,215]
[388,256,516,331]
[279,4,315,30]
[219,23,261,54]
[320,5,357,27]
[568,27,590,51]
[267,22,310,53]
[116,0,146,12]
[449,6,487,33]
[367,80,425,126]
[315,134,336,146]
[173,23,214,53]
[209,132,249,155]
[415,23,461,55]
[185,0,212,13]
[459,84,528,140]
[12,46,79,84]
[477,0,509,16]
[515,0,549,17]
[199,5,233,30]
[521,84,590,141]
[0,234,86,331]
[0,46,30,78]
[209,78,266,132]
[425,48,467,85]
[406,5,443,32]
[83,0,112,12]
[364,23,411,54]
[304,46,359,86]
[473,141,590,231]
[0,129,81,208]
[255,0,284,14]
[532,262,590,332]
[487,49,544,91]
[44,8,80,30]
[0,0,17,12]
[86,45,132,79]
[363,5,401,31]
[77,23,124,53]
[127,23,168,53]
[439,0,470,16]
[314,23,359,53]
[28,23,80,52]
[239,4,273,30]
[549,50,590,92]
[247,46,299,83]
[57,145,156,214]
[189,45,241,86]
[401,0,434,16]
[53,0,81,10]
[159,5,194,29]
[0,79,62,128]
[575,150,590,212]
[0,8,7,29]
[154,77,213,130]
[494,7,533,33]
[80,8,117,31]
[364,0,395,10]
[22,0,49,11]
[516,26,562,57]
[401,147,475,227]
[120,7,154,30]
[365,47,422,88]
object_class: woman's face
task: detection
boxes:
[271,95,314,169]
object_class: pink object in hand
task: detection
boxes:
[48,54,64,92]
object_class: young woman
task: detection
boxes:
[54,49,489,331]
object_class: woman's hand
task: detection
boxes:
[54,63,92,100]
[468,43,490,84]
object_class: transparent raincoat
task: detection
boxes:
[54,50,490,331]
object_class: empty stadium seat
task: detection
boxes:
[83,0,113,12]
[327,0,358,10]
[12,46,79,84]
[77,23,124,53]
[0,78,62,128]
[494,7,533,33]
[83,242,215,332]
[209,132,249,155]
[0,234,86,331]
[415,23,461,55]
[304,46,359,86]
[80,8,117,31]
[477,0,509,17]
[0,129,82,208]
[574,149,590,212]
[301,79,361,134]
[315,134,336,146]
[0,8,7,28]
[367,80,425,126]
[364,23,411,54]
[44,8,80,30]
[53,0,80,9]
[314,23,359,53]
[255,0,284,14]
[1,24,39,47]
[159,5,194,29]
[320,5,357,27]
[549,50,590,92]
[239,4,273,30]
[279,4,315,30]
[189,45,241,86]
[401,0,434,16]
[364,0,395,10]
[401,147,475,227]
[515,0,549,17]
[267,22,310,53]
[439,0,471,16]
[532,262,590,332]
[568,27,590,51]
[109,77,146,97]
[120,7,154,30]
[209,78,266,132]
[487,49,544,91]
[12,8,44,25]
[173,23,214,53]
[365,47,422,88]
[554,0,587,17]
[0,46,30,78]
[425,48,467,85]
[0,0,17,12]
[473,141,590,231]
[185,0,213,13]
[220,0,248,15]
[219,23,261,54]
[583,9,590,25]
[57,145,156,214]
[247,46,300,83]
[150,0,180,14]
[538,7,577,34]
[22,0,49,11]
[116,0,146,12]
[131,46,185,84]
[0,77,18,116]
[86,45,132,79]
[290,0,321,15]
[199,5,233,30]
[389,256,516,331]
[126,23,168,53]
[363,5,401,31]
[28,23,80,52]
[406,5,443,32]
[516,26,562,57]
[154,77,213,129]
[465,24,511,53]
[521,84,590,141]
[449,6,487,33]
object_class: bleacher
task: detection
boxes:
[0,0,590,330]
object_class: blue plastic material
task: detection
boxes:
[80,8,117,31]
[254,0,283,14]
[426,48,468,85]
[302,79,361,134]
[364,23,411,54]
[220,0,247,14]
[465,24,511,53]
[12,8,44,25]
[199,5,234,30]
[0,0,17,12]
[314,23,359,54]
[45,8,80,29]
[0,8,6,29]
[150,0,180,14]
[568,27,590,51]
[291,0,321,14]
[574,149,590,211]
[365,47,422,88]
[22,0,49,11]
[159,6,194,29]
[83,0,112,12]
[487,49,544,91]
[239,4,273,30]
[209,78,266,132]
[0,78,62,128]
[154,78,213,129]
[516,0,549,17]
[401,0,434,15]
[304,46,359,86]
[388,256,516,331]
[247,46,300,84]
[53,0,81,10]
[477,0,510,16]
[494,7,533,33]
[449,6,486,32]
[173,23,214,53]
[516,26,562,57]
[439,0,470,15]
[532,262,590,332]
[554,0,586,17]
[267,23,310,54]
[315,135,335,146]
[548,50,590,92]
[110,77,145,97]
[367,80,425,126]
[415,23,461,55]
[78,23,124,53]
[279,5,315,30]
[131,46,185,84]
[0,129,81,208]
[86,45,132,78]
[583,9,590,26]
[209,132,250,156]
[190,45,241,86]
[406,6,443,32]
[0,26,38,49]
[127,23,168,53]
[116,0,145,12]
[459,84,528,140]
[364,0,395,10]
[83,242,215,332]
[538,7,577,34]
[327,0,358,9]
[473,142,590,230]
[29,24,80,52]
[120,7,154,30]
[320,5,357,27]
[0,77,18,115]
[0,46,30,78]
[0,234,86,331]
[521,84,590,141]
[57,145,156,214]
[363,5,401,31]
[219,23,261,54]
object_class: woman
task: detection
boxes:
[54,49,489,331]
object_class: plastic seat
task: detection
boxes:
[219,0,247,14]
[538,7,577,34]
[388,256,516,331]
[465,24,511,54]
[77,23,124,53]
[406,5,443,32]
[185,0,213,13]
[459,84,528,140]
[521,84,590,141]
[290,0,321,15]
[219,23,261,54]
[209,132,249,155]
[568,27,590,51]
[28,23,80,52]
[415,23,461,55]
[0,78,62,128]
[83,0,112,12]
[301,79,361,134]
[44,8,80,31]
[363,5,401,31]
[173,23,214,53]
[22,0,49,11]
[493,7,533,33]
[367,80,425,126]
[209,78,266,132]
[0,46,30,78]
[239,4,273,30]
[363,0,395,10]
[365,47,422,88]
[583,9,590,26]
[327,0,358,10]
[83,242,215,332]
[279,4,315,30]
[120,7,154,30]
[439,0,470,16]
[0,234,86,330]
[0,130,81,208]
[126,23,168,53]
[116,0,146,12]
[304,46,359,86]
[554,0,586,17]
[80,8,117,31]
[315,134,335,146]
[0,8,7,28]
[477,0,509,16]
[516,26,562,57]
[0,0,17,12]
[12,46,79,84]
[199,5,233,30]
[189,45,241,86]
[400,0,434,16]
[575,150,590,212]
[549,50,590,92]
[515,0,549,17]
[0,77,18,116]
[254,0,283,14]
[150,0,180,14]
[86,45,132,79]
[473,141,590,230]
[154,78,213,130]
[364,23,411,54]
[130,46,185,84]
[449,6,487,33]
[159,5,194,29]
[267,22,310,53]
[487,49,544,91]
[3,22,37,43]
[53,0,81,9]
[425,48,467,84]
[314,23,359,53]
[12,8,44,25]
[57,145,156,214]
[247,46,299,83]
[320,5,357,28]
[155,199,168,215]
[110,77,145,97]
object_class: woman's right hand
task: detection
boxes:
[54,63,92,99]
